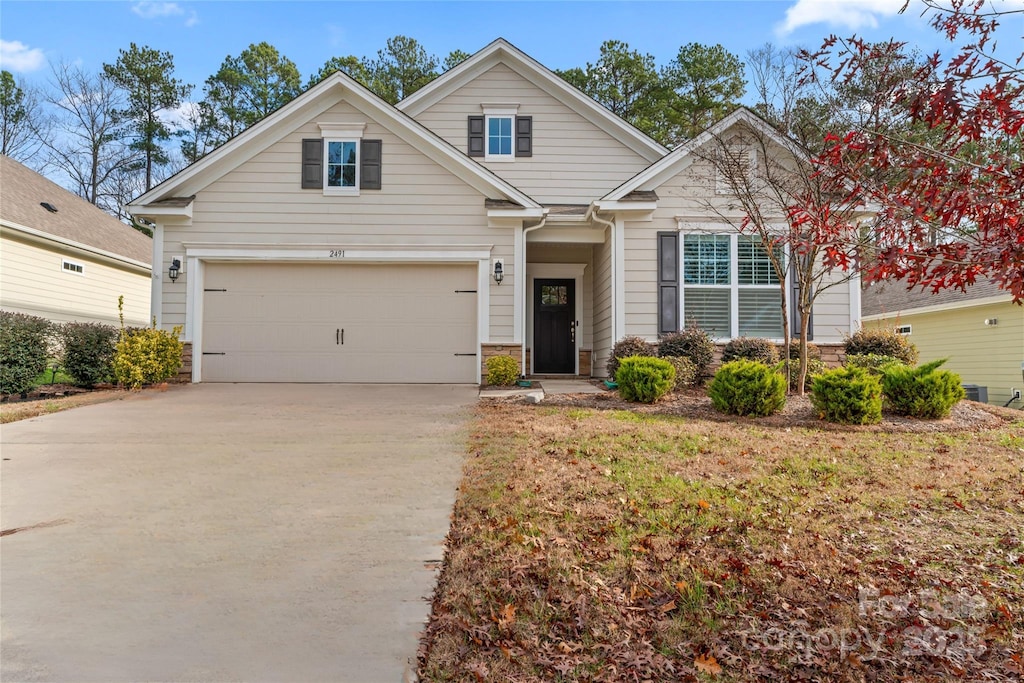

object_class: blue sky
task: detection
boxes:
[4,0,1006,99]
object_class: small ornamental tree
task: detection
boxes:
[806,0,1024,303]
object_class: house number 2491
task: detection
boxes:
[328,250,344,258]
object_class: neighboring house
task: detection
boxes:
[0,155,152,327]
[127,39,861,384]
[862,280,1024,407]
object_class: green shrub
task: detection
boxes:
[881,358,965,419]
[663,356,697,391]
[810,366,883,424]
[707,359,787,417]
[777,358,828,392]
[615,356,675,403]
[606,336,656,377]
[113,326,184,389]
[780,339,821,361]
[845,328,918,365]
[722,337,779,365]
[58,322,118,387]
[485,354,520,386]
[845,353,907,376]
[0,311,51,397]
[658,325,715,379]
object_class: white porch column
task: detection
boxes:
[613,216,626,341]
[151,223,163,328]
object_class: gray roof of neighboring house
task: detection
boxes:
[862,277,1009,316]
[0,155,152,265]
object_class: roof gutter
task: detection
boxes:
[1,219,151,272]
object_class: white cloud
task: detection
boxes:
[131,1,184,19]
[0,39,46,72]
[776,0,905,36]
[185,10,199,27]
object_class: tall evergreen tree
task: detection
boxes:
[102,43,191,190]
[233,42,302,126]
[363,36,439,104]
[662,43,746,145]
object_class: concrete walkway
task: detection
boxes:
[0,384,476,683]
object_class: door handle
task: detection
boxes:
[336,328,339,345]
[337,328,344,345]
[570,321,576,344]
[340,328,344,345]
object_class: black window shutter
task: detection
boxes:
[515,116,532,157]
[467,116,484,157]
[657,232,679,335]
[301,138,323,189]
[360,139,382,190]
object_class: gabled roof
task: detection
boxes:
[603,108,804,201]
[396,38,668,163]
[862,278,1011,317]
[0,155,152,265]
[129,68,540,213]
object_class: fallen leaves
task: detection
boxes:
[694,653,722,676]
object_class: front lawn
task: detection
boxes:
[418,402,1024,681]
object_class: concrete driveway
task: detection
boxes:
[1,383,477,682]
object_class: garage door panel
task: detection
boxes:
[201,263,477,383]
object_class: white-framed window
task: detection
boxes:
[482,105,518,161]
[681,233,785,339]
[319,122,365,195]
[62,259,84,275]
[895,324,912,335]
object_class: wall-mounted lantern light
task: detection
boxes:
[492,259,504,285]
[168,258,181,282]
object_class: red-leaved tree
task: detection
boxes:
[806,0,1024,302]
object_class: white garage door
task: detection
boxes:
[201,262,478,383]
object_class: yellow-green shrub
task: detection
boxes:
[113,326,183,389]
[708,359,786,417]
[486,354,520,386]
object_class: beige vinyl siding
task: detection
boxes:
[412,63,650,204]
[161,99,515,342]
[1,230,150,326]
[864,301,1024,406]
[592,234,613,376]
[623,148,854,342]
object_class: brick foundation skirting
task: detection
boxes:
[173,342,192,383]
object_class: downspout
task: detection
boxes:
[587,206,616,367]
[520,214,548,377]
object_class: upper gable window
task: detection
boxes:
[469,105,531,160]
[301,122,382,195]
[327,140,358,189]
[487,116,513,158]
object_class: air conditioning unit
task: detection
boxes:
[962,385,988,403]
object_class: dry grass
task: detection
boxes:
[418,402,1024,682]
[0,387,151,423]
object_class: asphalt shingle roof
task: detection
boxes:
[0,155,152,265]
[862,278,1009,316]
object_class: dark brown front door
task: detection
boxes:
[534,279,575,374]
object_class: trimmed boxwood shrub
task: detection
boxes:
[707,359,787,417]
[58,322,118,387]
[722,337,779,365]
[810,366,883,424]
[486,354,519,386]
[845,328,918,365]
[615,356,675,403]
[781,339,821,361]
[658,325,715,379]
[0,311,51,397]
[606,336,656,378]
[881,358,965,419]
[662,356,697,391]
[777,358,828,391]
[845,353,907,376]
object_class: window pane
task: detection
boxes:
[342,165,355,187]
[328,141,343,164]
[541,286,568,305]
[738,236,782,285]
[343,142,356,164]
[327,166,342,186]
[500,137,512,155]
[683,288,730,338]
[489,118,502,135]
[738,289,783,338]
[488,116,512,156]
[683,234,730,285]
